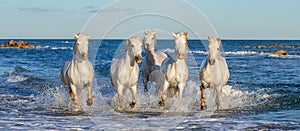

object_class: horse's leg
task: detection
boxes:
[129,85,137,108]
[177,82,186,99]
[175,86,179,98]
[215,86,222,110]
[170,86,175,97]
[70,83,79,111]
[86,81,93,106]
[159,80,169,107]
[142,72,149,92]
[69,87,75,101]
[117,85,124,110]
[200,84,207,110]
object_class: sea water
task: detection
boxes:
[0,39,299,130]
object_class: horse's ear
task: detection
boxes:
[144,29,147,34]
[217,37,221,42]
[172,32,177,38]
[86,35,90,39]
[184,32,188,36]
[74,34,79,39]
[208,36,211,41]
[125,39,130,46]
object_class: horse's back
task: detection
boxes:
[155,51,168,66]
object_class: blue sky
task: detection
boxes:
[0,0,299,39]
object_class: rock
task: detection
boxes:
[246,50,251,53]
[278,44,284,48]
[17,40,25,47]
[257,45,267,49]
[9,40,15,46]
[252,46,257,48]
[284,45,292,48]
[268,43,277,48]
[259,50,264,55]
[242,46,250,48]
[0,40,40,49]
[270,50,288,55]
[36,45,41,49]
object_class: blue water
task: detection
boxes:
[0,39,299,130]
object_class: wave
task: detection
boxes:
[266,54,300,59]
[223,51,257,55]
[44,46,72,50]
[6,75,29,83]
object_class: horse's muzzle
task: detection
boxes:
[178,53,186,59]
[135,55,142,64]
[209,59,215,65]
[82,53,88,60]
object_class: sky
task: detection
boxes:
[0,0,299,39]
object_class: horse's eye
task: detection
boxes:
[131,45,134,47]
[217,48,220,50]
[152,37,154,40]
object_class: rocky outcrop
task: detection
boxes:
[242,45,250,48]
[243,43,299,49]
[0,40,41,49]
[259,50,265,55]
[257,45,267,49]
[270,50,288,55]
[268,43,277,48]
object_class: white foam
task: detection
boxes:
[223,51,257,55]
[6,75,28,82]
[44,46,72,50]
[267,54,300,58]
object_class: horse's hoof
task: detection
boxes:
[86,99,93,106]
[201,105,207,110]
[159,101,165,107]
[144,88,148,92]
[129,102,136,108]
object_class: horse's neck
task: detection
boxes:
[146,50,155,62]
[125,49,135,67]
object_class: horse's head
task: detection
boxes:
[143,29,157,51]
[125,36,143,64]
[207,36,221,65]
[73,33,90,61]
[172,32,188,60]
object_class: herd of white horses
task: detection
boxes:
[60,30,230,111]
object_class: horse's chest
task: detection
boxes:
[70,63,92,86]
[167,61,188,84]
[119,65,139,87]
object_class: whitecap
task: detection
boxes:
[6,75,29,83]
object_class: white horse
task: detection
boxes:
[159,32,189,107]
[199,36,230,110]
[60,33,94,111]
[110,36,143,109]
[142,29,168,92]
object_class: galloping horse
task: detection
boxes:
[199,36,230,110]
[142,29,167,92]
[159,32,189,107]
[110,36,143,110]
[60,33,94,111]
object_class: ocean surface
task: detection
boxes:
[0,39,299,130]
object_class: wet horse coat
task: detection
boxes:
[199,36,230,110]
[60,33,94,111]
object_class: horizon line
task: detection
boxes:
[0,37,300,41]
